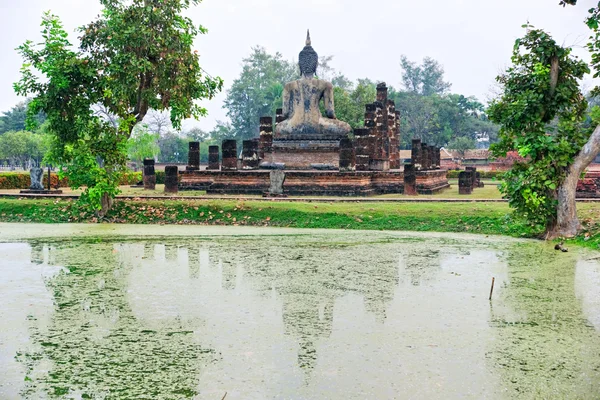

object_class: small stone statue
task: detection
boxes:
[269,170,286,196]
[29,167,44,191]
[275,31,352,138]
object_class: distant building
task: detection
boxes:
[475,132,490,150]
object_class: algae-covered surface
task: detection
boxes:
[0,223,599,399]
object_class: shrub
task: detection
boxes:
[0,171,144,189]
[0,172,68,189]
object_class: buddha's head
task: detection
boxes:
[299,30,318,78]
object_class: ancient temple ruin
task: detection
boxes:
[180,32,449,196]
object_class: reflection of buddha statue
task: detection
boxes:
[275,31,352,138]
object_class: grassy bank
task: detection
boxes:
[1,198,599,250]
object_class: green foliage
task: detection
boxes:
[223,47,297,140]
[127,125,160,165]
[0,129,51,167]
[332,79,377,129]
[488,26,590,232]
[400,55,452,96]
[0,172,68,189]
[0,100,46,134]
[15,1,222,212]
[448,136,476,158]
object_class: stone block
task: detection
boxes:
[29,167,44,191]
[164,166,179,194]
[222,140,238,171]
[459,171,473,195]
[208,146,220,170]
[269,170,286,195]
[143,159,156,190]
[187,142,200,171]
[412,139,422,170]
[404,164,417,195]
[339,138,355,171]
[242,140,260,170]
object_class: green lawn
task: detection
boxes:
[1,197,599,249]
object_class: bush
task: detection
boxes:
[446,170,503,179]
[0,172,68,189]
[0,171,144,189]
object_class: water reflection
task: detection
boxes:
[0,233,598,399]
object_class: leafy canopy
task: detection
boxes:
[15,0,222,211]
[488,26,589,231]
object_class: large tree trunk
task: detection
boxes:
[549,124,600,239]
[99,192,114,218]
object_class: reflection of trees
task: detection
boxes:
[202,238,403,374]
[490,244,600,398]
[19,242,216,399]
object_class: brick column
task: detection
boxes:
[143,158,156,190]
[275,109,284,139]
[259,116,273,161]
[222,140,238,171]
[388,103,400,170]
[187,142,200,171]
[164,166,179,194]
[428,145,436,170]
[207,145,220,170]
[339,138,355,172]
[404,164,417,195]
[459,171,473,195]
[421,143,431,170]
[354,128,371,171]
[411,139,422,170]
[242,139,259,170]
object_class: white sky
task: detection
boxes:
[0,0,595,132]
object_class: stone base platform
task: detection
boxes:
[264,139,341,170]
[180,169,449,196]
[20,190,64,194]
[577,171,600,198]
[416,170,451,195]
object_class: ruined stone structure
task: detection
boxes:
[458,171,473,195]
[221,140,238,171]
[187,142,200,171]
[402,138,449,194]
[20,166,64,194]
[179,32,449,196]
[207,146,220,171]
[143,159,156,190]
[29,167,44,191]
[164,166,179,194]
[577,171,600,198]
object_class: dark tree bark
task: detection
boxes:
[549,124,600,239]
[99,192,114,218]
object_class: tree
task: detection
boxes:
[488,26,589,238]
[332,79,377,129]
[15,1,222,215]
[223,47,297,140]
[157,132,188,163]
[448,136,475,159]
[207,120,234,143]
[0,100,46,134]
[186,127,210,143]
[127,125,160,166]
[0,130,49,168]
[400,56,451,96]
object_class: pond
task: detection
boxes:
[0,224,599,399]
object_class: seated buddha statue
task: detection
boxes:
[275,31,352,138]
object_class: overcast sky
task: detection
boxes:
[0,0,595,132]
